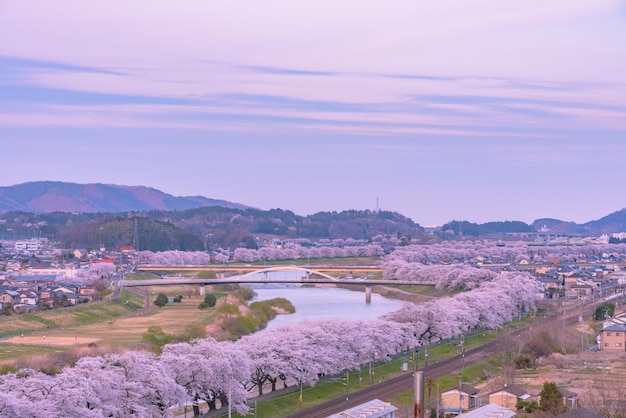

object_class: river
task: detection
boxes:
[249,281,405,330]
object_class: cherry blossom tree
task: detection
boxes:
[0,369,60,417]
[60,352,185,417]
[161,339,251,415]
[233,248,257,263]
[0,392,28,417]
[239,333,288,395]
[73,262,117,285]
[212,252,230,263]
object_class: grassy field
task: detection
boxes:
[0,290,146,338]
[0,343,63,363]
[0,287,223,362]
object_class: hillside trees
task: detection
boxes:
[59,217,204,251]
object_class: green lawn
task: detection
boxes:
[0,344,63,362]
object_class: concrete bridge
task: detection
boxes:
[128,265,432,303]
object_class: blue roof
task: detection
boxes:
[602,324,626,332]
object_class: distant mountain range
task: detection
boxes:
[531,209,626,236]
[1,182,626,240]
[0,182,423,250]
[0,181,251,213]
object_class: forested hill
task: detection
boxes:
[441,220,536,237]
[0,208,423,251]
[0,181,250,213]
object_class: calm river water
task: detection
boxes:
[249,278,404,330]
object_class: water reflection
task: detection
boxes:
[250,283,404,330]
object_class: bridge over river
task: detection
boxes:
[130,265,433,303]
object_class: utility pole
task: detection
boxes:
[461,334,465,369]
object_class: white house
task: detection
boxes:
[327,399,397,418]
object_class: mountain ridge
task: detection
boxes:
[0,181,251,213]
[2,182,626,238]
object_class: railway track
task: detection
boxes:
[287,304,592,418]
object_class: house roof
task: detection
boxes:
[539,278,561,283]
[327,398,397,418]
[442,383,480,396]
[490,384,528,398]
[457,403,516,418]
[558,388,578,399]
[0,290,20,297]
[602,324,626,332]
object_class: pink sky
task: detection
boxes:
[1,1,625,225]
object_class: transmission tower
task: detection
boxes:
[133,219,139,251]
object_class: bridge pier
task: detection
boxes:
[365,286,372,304]
[218,272,225,280]
[199,285,206,296]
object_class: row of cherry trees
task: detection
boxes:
[135,250,211,265]
[135,244,384,265]
[383,271,542,346]
[232,244,384,263]
[381,260,499,290]
[385,241,626,264]
[0,319,415,417]
[134,241,626,267]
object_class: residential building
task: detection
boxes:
[598,324,626,351]
[73,248,89,258]
[488,385,530,411]
[0,290,20,309]
[441,383,480,415]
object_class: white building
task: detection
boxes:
[327,399,397,418]
[14,240,43,253]
[457,403,516,417]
